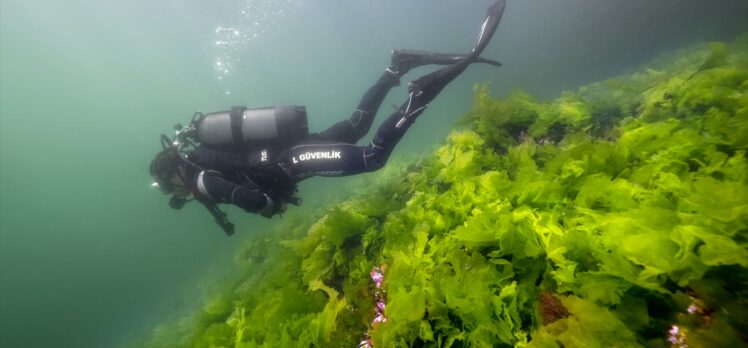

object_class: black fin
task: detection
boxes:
[391,49,501,76]
[407,0,507,100]
[470,0,506,59]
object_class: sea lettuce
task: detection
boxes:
[136,35,748,348]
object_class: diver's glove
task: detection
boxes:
[259,193,288,218]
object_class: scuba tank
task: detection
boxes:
[154,105,304,237]
[195,105,308,146]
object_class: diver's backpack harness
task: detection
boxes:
[157,105,309,236]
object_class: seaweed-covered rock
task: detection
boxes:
[136,35,748,348]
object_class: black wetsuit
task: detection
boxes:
[187,65,457,215]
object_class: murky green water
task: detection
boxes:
[1,0,746,347]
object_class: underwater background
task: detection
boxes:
[1,0,747,347]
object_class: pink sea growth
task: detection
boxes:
[667,325,688,347]
[371,267,384,289]
[357,266,388,347]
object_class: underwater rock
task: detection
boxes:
[539,291,569,325]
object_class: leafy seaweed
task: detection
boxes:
[135,35,748,348]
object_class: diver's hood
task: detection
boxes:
[150,136,183,194]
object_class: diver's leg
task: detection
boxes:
[316,70,400,144]
[315,46,504,144]
[287,85,451,181]
[294,0,507,176]
[283,86,440,181]
[363,0,507,171]
[292,88,443,178]
[285,62,488,179]
[360,92,432,172]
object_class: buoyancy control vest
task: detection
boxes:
[157,105,306,237]
[186,105,304,206]
[195,105,308,147]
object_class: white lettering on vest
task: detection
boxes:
[294,150,342,162]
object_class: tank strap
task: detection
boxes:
[230,106,246,143]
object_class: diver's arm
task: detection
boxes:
[195,170,274,215]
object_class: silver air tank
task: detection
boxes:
[196,105,308,145]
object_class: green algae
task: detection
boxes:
[139,35,748,348]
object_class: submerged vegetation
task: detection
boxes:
[140,36,748,347]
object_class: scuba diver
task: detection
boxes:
[149,0,506,236]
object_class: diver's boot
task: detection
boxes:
[386,49,501,78]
